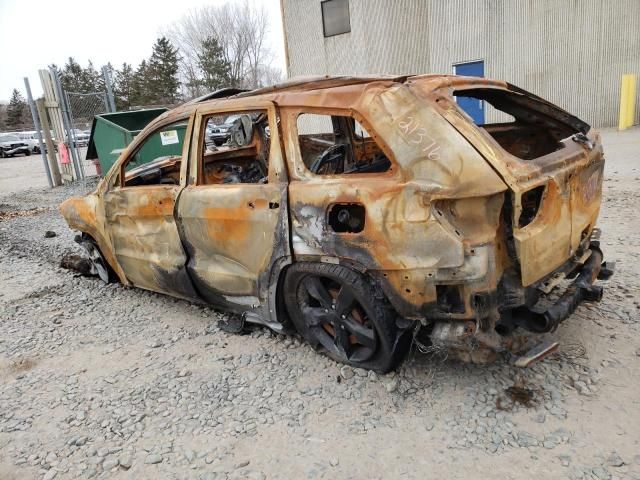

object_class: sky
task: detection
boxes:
[0,0,286,102]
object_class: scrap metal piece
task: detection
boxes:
[514,341,559,368]
[598,261,615,280]
[217,314,246,334]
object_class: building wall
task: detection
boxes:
[281,0,640,127]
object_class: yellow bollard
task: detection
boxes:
[625,74,636,129]
[619,74,637,130]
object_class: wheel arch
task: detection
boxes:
[277,256,406,325]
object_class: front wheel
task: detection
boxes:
[79,236,116,284]
[283,262,411,373]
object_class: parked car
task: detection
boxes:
[207,114,243,145]
[60,75,612,372]
[16,131,41,153]
[70,129,90,147]
[0,133,31,157]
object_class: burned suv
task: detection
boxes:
[60,75,610,372]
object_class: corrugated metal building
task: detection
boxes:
[280,0,640,127]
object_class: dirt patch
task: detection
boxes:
[496,377,544,410]
[0,355,39,377]
[0,207,49,221]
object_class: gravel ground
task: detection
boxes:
[0,128,639,480]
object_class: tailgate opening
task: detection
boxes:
[453,88,589,161]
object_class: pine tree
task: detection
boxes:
[0,103,8,131]
[131,60,150,106]
[6,89,27,129]
[147,37,181,104]
[197,36,233,92]
[80,60,103,93]
[114,63,134,110]
[61,57,84,93]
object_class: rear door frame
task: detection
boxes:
[176,99,292,330]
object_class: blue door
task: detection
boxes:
[454,61,485,124]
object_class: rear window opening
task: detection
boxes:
[453,88,589,161]
[296,113,392,175]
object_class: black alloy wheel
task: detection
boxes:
[284,263,411,372]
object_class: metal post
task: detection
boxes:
[102,65,116,112]
[101,93,109,113]
[23,77,53,188]
[49,66,84,180]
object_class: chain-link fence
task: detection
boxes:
[65,91,109,179]
[66,92,108,131]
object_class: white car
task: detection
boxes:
[70,129,90,147]
[17,131,41,153]
[0,134,31,157]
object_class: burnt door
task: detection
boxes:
[102,118,198,300]
[175,102,290,316]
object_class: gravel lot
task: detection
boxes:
[1,128,639,480]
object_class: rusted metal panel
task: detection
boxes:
[103,185,198,299]
[177,184,282,302]
[59,193,127,283]
[176,100,292,326]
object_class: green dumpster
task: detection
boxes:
[86,108,170,175]
[126,122,188,172]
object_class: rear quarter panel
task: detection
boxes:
[281,83,508,316]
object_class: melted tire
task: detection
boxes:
[283,262,410,373]
[81,235,117,284]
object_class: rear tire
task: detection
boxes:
[283,262,411,373]
[25,150,31,156]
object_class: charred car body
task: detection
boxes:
[60,75,611,372]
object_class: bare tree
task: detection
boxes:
[163,1,280,99]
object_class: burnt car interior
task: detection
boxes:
[123,121,188,187]
[297,113,391,174]
[453,88,585,160]
[200,111,270,185]
[122,112,272,187]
